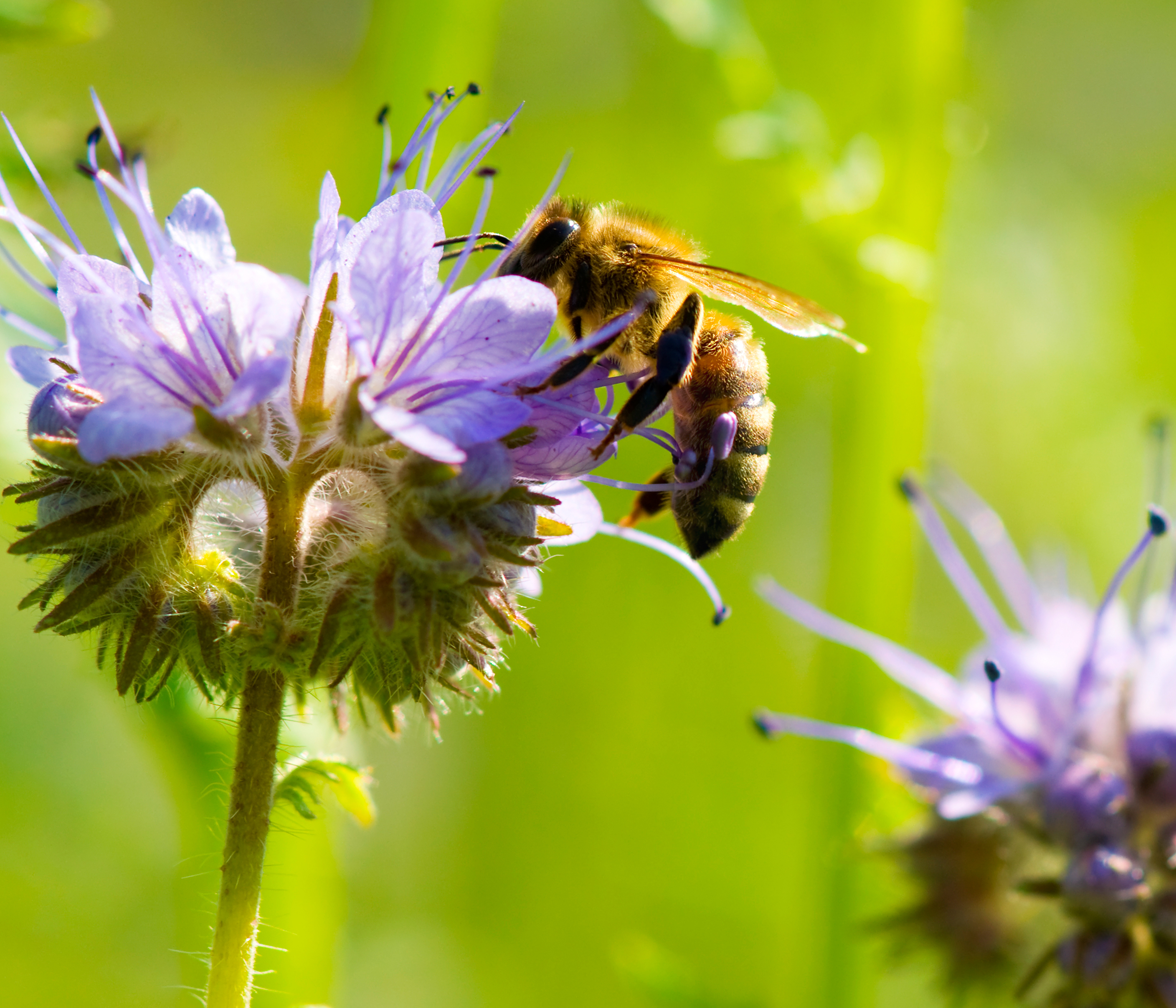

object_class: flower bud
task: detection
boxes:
[1043,756,1130,847]
[1062,846,1148,924]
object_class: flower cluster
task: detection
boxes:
[0,88,728,731]
[755,472,1176,1005]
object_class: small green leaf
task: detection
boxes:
[273,755,375,827]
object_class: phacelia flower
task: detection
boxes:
[754,471,1176,1004]
[0,87,730,729]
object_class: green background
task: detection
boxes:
[0,0,1174,1005]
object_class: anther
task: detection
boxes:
[86,125,102,146]
[376,103,390,125]
[898,474,917,501]
[476,166,497,178]
[1150,505,1169,536]
[985,659,1001,683]
[75,161,97,179]
[467,82,481,95]
[445,86,456,99]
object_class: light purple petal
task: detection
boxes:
[339,190,443,365]
[411,386,531,448]
[8,345,60,387]
[938,777,1027,820]
[213,354,290,419]
[756,576,964,715]
[405,276,557,379]
[77,396,194,463]
[57,254,139,333]
[533,480,603,545]
[755,709,984,786]
[363,400,466,464]
[165,188,236,267]
[215,262,302,362]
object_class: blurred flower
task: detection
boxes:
[0,87,730,727]
[754,471,1176,1004]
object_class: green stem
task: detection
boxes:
[205,477,305,1008]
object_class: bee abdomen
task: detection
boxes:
[669,322,773,558]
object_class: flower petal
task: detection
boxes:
[363,400,466,464]
[77,396,194,463]
[405,276,556,379]
[339,189,443,367]
[533,480,603,545]
[8,345,60,387]
[213,354,290,419]
[165,188,236,267]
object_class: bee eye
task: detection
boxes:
[528,217,580,262]
[620,242,638,254]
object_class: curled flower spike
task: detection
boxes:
[754,470,1176,1003]
[0,88,736,1008]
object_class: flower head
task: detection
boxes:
[754,471,1176,1002]
[0,89,730,730]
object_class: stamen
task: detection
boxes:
[0,159,57,278]
[584,449,715,493]
[474,150,571,285]
[931,468,1041,632]
[433,103,523,210]
[1,113,85,253]
[0,208,75,258]
[376,104,392,204]
[1074,506,1168,710]
[900,473,1009,640]
[0,236,57,305]
[85,129,149,285]
[984,660,1048,767]
[754,709,984,786]
[0,303,62,347]
[596,521,730,624]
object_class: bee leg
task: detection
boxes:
[591,293,701,459]
[619,467,673,527]
[516,316,621,396]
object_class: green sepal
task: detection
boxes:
[34,546,140,631]
[116,590,165,695]
[9,492,160,555]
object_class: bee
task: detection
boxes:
[451,198,857,558]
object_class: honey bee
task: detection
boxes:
[455,197,856,558]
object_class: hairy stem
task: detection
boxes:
[205,477,305,1007]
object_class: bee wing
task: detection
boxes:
[640,253,865,352]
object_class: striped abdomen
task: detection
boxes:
[669,315,773,558]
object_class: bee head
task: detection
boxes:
[499,201,583,280]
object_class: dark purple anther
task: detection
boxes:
[1062,845,1148,924]
[1044,756,1130,847]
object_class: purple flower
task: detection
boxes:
[755,474,1165,821]
[754,470,1176,1000]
